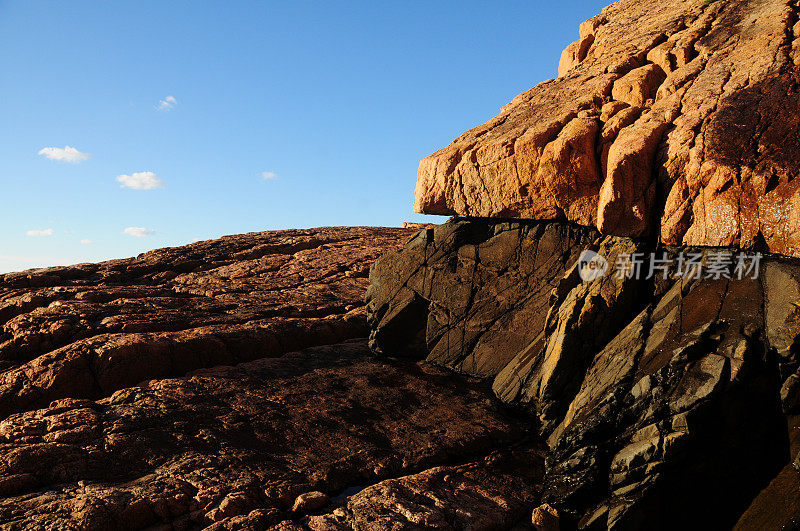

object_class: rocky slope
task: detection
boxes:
[369,0,800,528]
[413,0,800,259]
[0,226,552,529]
[0,340,544,529]
[0,227,404,419]
[5,0,800,528]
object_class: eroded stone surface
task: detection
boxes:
[368,218,800,528]
[270,448,544,530]
[0,340,542,529]
[414,0,800,258]
[0,225,561,530]
[542,272,789,529]
[367,220,601,378]
[0,226,419,419]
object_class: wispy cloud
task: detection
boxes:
[157,95,177,111]
[38,146,90,163]
[80,239,94,245]
[261,171,278,181]
[26,228,54,237]
[116,171,164,190]
[124,227,154,238]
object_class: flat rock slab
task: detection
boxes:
[0,340,543,529]
[0,226,420,419]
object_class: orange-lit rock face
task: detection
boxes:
[413,0,800,258]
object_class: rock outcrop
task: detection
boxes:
[0,226,555,529]
[0,227,412,419]
[389,3,800,522]
[413,0,800,259]
[368,221,602,377]
[6,0,800,528]
[368,218,799,528]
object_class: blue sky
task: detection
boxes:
[0,0,607,273]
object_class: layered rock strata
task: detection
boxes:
[368,218,799,528]
[413,0,800,258]
[0,227,413,418]
[0,226,556,529]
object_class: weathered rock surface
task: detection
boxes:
[291,491,330,515]
[270,447,544,530]
[414,0,800,259]
[368,220,604,378]
[368,218,800,528]
[0,340,542,528]
[7,0,800,528]
[531,503,560,531]
[0,226,418,419]
[0,226,560,529]
[400,0,800,523]
[541,269,788,529]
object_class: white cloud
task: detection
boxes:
[116,171,164,190]
[157,95,177,111]
[124,227,154,238]
[38,146,90,163]
[80,239,94,245]
[261,171,277,181]
[26,228,54,237]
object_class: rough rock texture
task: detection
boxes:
[414,0,800,259]
[531,504,560,531]
[368,220,601,377]
[541,266,789,529]
[0,227,417,419]
[400,1,800,519]
[368,218,800,528]
[0,226,558,529]
[270,447,544,530]
[0,340,542,529]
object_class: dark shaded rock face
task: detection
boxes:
[368,218,800,528]
[369,220,604,377]
[544,280,787,529]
